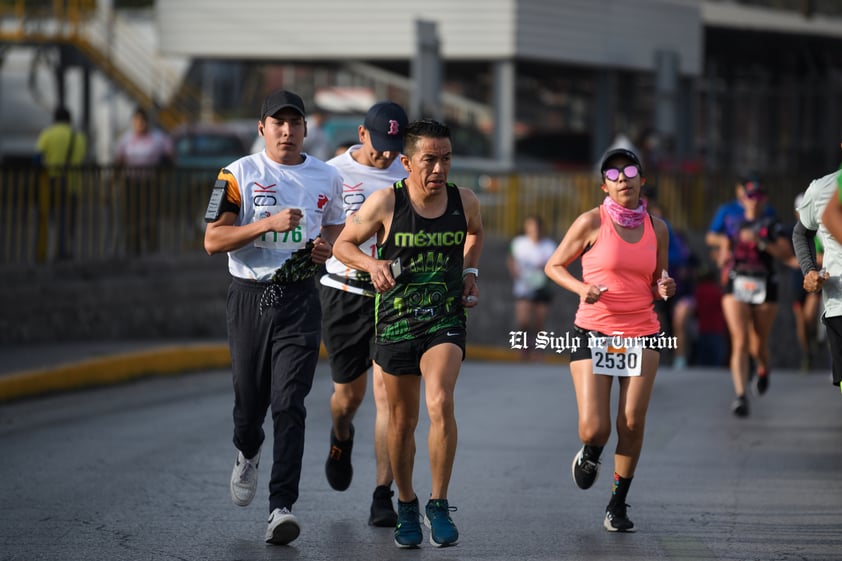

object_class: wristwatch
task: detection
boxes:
[462,267,479,279]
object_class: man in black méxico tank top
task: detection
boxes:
[333,119,484,548]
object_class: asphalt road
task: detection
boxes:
[1,361,840,561]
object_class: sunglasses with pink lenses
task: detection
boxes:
[603,165,640,181]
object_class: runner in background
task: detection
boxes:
[714,178,795,417]
[507,215,556,361]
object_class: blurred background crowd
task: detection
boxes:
[2,0,841,373]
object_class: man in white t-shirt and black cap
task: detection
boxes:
[319,101,409,527]
[204,89,346,545]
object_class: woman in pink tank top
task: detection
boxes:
[544,148,675,533]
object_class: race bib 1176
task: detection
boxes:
[253,207,307,250]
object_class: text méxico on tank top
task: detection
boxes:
[375,181,467,343]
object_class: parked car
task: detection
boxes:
[171,123,251,171]
[168,124,252,235]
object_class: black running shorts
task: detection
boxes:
[319,282,375,384]
[822,315,842,386]
[375,328,466,376]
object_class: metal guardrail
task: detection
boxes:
[452,169,807,242]
[1,165,811,266]
[1,165,214,264]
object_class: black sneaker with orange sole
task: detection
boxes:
[325,424,354,491]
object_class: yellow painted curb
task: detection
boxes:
[0,344,232,403]
[0,343,567,403]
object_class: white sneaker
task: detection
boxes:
[265,507,300,545]
[230,449,260,507]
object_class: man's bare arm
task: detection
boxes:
[333,188,396,292]
[460,188,484,307]
[311,223,345,264]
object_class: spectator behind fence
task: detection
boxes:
[507,215,556,361]
[35,106,88,260]
[114,106,174,254]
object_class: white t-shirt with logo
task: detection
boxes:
[221,151,344,281]
[323,145,407,279]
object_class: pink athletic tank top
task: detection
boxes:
[574,205,660,336]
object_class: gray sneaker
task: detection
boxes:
[731,395,749,418]
[604,502,635,532]
[265,507,300,545]
[230,449,260,507]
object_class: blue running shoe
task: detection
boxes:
[424,498,459,547]
[394,497,423,548]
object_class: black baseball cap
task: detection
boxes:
[260,90,306,120]
[600,148,643,173]
[364,101,409,153]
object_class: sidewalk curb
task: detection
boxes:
[0,344,231,403]
[0,343,566,403]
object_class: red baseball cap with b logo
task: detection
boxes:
[364,101,409,153]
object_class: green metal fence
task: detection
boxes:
[450,169,809,242]
[1,166,214,264]
[1,165,811,265]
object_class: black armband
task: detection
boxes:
[204,179,228,222]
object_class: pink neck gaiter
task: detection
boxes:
[602,196,648,228]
